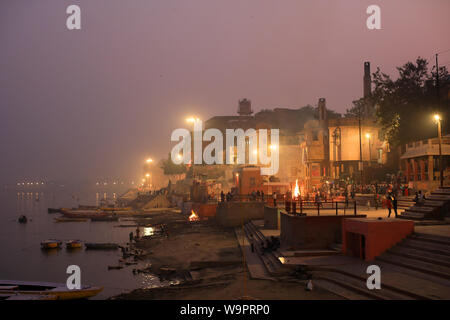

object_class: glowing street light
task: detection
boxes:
[434,113,443,187]
[270,144,277,151]
[145,173,150,178]
[186,117,201,123]
[146,158,153,164]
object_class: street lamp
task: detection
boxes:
[434,114,443,188]
[146,158,153,164]
[186,117,202,179]
[365,133,372,166]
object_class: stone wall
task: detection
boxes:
[264,206,281,229]
[280,212,366,250]
[216,201,264,227]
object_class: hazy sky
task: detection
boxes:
[1,0,449,183]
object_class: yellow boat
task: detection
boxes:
[40,239,62,249]
[0,281,103,300]
[66,240,82,249]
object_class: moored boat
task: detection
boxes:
[0,293,57,300]
[90,215,119,222]
[40,239,62,249]
[54,217,88,223]
[0,280,103,300]
[47,208,61,214]
[66,240,82,249]
[85,243,119,250]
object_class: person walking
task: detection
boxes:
[386,194,393,218]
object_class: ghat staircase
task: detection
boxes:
[311,232,450,300]
[399,187,450,220]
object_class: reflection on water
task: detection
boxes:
[1,184,161,299]
[143,227,154,237]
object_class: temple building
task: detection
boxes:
[399,135,450,190]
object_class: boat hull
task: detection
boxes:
[0,280,103,300]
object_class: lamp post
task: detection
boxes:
[365,133,372,167]
[434,114,443,188]
[186,117,201,180]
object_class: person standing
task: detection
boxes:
[386,194,393,218]
[273,192,277,207]
[392,194,398,218]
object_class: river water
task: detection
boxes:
[0,182,163,299]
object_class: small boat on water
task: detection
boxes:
[90,215,119,222]
[54,217,88,223]
[66,240,82,249]
[85,243,119,250]
[0,293,57,300]
[48,208,61,214]
[40,239,62,249]
[18,215,27,223]
[0,280,103,300]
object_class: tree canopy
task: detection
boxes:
[347,57,449,147]
[160,153,187,175]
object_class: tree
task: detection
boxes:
[369,57,449,147]
[160,153,187,175]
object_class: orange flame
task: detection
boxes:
[189,210,200,222]
[293,179,300,199]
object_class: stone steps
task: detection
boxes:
[410,233,450,246]
[376,252,450,280]
[387,247,450,268]
[313,271,415,300]
[313,279,371,300]
[242,222,286,276]
[401,238,450,256]
[398,188,450,220]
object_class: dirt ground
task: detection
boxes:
[112,210,340,300]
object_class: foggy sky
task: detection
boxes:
[1,0,449,183]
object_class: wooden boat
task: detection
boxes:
[40,239,62,249]
[0,280,103,300]
[85,243,119,250]
[54,217,88,223]
[78,205,98,210]
[47,208,61,214]
[0,293,57,300]
[66,240,82,249]
[90,215,119,222]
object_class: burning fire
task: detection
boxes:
[293,179,300,199]
[189,210,200,222]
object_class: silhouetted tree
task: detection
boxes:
[354,57,449,147]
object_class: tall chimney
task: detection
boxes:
[364,62,371,98]
[318,98,327,122]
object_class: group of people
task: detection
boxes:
[220,190,235,202]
